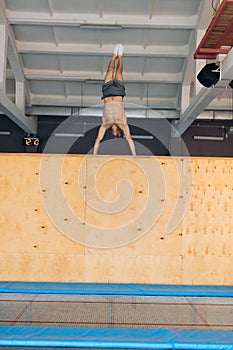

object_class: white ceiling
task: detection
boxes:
[0,0,233,134]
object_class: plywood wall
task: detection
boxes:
[0,153,232,285]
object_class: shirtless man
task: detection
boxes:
[93,44,136,155]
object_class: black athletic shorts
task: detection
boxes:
[101,80,126,100]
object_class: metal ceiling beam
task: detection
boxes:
[16,43,189,58]
[26,105,179,119]
[24,105,233,118]
[24,71,182,84]
[172,47,233,137]
[30,94,177,109]
[7,15,197,29]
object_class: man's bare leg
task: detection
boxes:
[113,46,136,155]
[104,45,119,83]
[115,44,124,82]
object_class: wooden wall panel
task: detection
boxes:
[0,154,232,285]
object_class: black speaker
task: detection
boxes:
[197,63,220,88]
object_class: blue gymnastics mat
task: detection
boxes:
[0,282,233,297]
[1,283,233,349]
[0,326,233,349]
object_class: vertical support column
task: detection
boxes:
[181,85,191,114]
[15,81,25,115]
[194,29,207,95]
[0,24,7,93]
[8,39,27,115]
[179,30,196,119]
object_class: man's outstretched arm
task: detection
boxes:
[123,124,136,156]
[93,125,107,155]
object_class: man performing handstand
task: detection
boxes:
[93,44,136,156]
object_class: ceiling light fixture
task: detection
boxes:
[193,135,224,141]
[124,135,154,140]
[54,133,85,138]
[0,131,11,136]
[79,24,122,30]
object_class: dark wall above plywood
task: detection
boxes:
[1,114,233,157]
